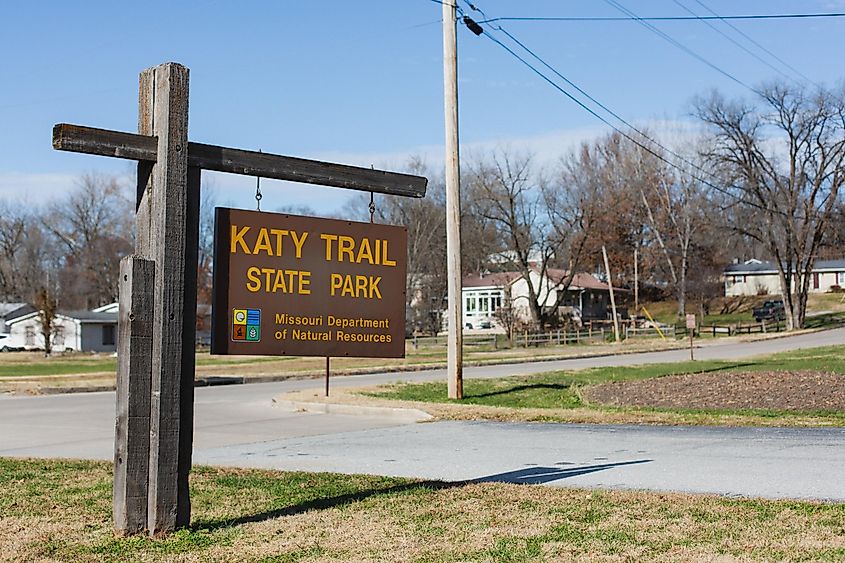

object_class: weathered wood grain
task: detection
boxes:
[113,256,154,534]
[138,62,194,536]
[52,123,428,197]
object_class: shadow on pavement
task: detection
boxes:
[473,459,652,485]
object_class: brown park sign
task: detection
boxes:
[211,208,407,358]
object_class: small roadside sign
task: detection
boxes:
[686,314,696,361]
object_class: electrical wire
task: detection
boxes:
[495,27,708,175]
[603,0,761,96]
[451,1,771,212]
[429,0,464,17]
[690,0,821,88]
[671,0,793,83]
[479,30,742,201]
[475,13,845,24]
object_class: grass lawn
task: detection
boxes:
[2,458,843,562]
[0,338,682,385]
[0,354,279,378]
[643,292,845,327]
[363,346,845,427]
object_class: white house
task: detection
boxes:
[0,303,34,334]
[724,259,845,297]
[6,310,118,352]
[92,302,119,314]
[462,268,622,329]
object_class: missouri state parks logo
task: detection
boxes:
[232,308,261,342]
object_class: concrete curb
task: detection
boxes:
[273,397,434,423]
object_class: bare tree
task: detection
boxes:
[468,150,596,329]
[0,202,36,301]
[632,145,715,317]
[346,157,449,334]
[43,173,133,309]
[696,83,845,329]
[33,285,59,356]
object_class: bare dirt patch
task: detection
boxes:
[584,370,845,412]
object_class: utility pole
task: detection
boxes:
[443,0,463,399]
[634,246,639,315]
[602,245,621,343]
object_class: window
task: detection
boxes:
[838,272,845,285]
[25,326,35,346]
[102,324,116,346]
[54,327,65,348]
[479,297,489,313]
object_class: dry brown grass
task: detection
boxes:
[1,458,843,562]
[0,338,690,395]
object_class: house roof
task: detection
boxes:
[92,302,119,313]
[462,268,624,292]
[545,268,622,291]
[0,303,33,320]
[462,272,522,288]
[724,259,845,275]
[60,311,118,323]
[8,310,117,326]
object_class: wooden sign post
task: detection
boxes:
[53,62,427,536]
[686,313,696,361]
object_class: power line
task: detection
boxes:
[495,26,708,176]
[603,0,761,96]
[429,0,464,16]
[476,27,753,207]
[476,12,845,24]
[450,2,769,212]
[690,0,820,88]
[670,0,793,83]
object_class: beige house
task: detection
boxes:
[462,268,620,330]
[723,259,845,297]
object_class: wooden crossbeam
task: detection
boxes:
[53,123,427,198]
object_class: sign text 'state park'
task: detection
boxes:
[212,208,408,358]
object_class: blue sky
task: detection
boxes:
[2,1,842,213]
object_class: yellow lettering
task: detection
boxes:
[355,275,367,297]
[341,274,354,296]
[261,268,275,290]
[253,228,273,255]
[321,234,338,261]
[382,240,397,267]
[231,225,251,254]
[269,229,288,256]
[338,236,355,263]
[356,238,374,264]
[271,269,288,293]
[290,231,308,259]
[369,276,382,299]
[298,270,311,294]
[245,266,261,292]
[328,274,382,299]
[330,273,343,296]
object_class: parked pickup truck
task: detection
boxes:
[753,299,785,322]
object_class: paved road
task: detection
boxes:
[1,327,843,500]
[198,422,845,501]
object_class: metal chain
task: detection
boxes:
[369,165,376,223]
[255,150,263,211]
